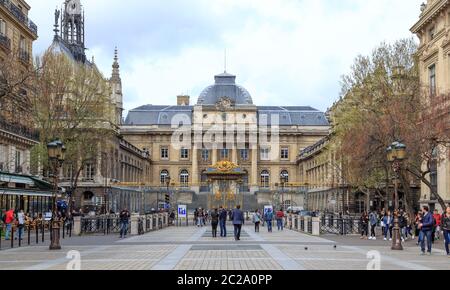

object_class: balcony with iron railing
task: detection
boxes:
[0,33,11,52]
[0,117,39,141]
[0,0,38,36]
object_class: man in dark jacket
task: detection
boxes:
[419,206,434,255]
[231,205,244,241]
[119,208,130,239]
[219,207,227,237]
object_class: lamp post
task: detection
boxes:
[280,173,288,211]
[166,175,171,211]
[47,139,66,251]
[386,141,407,251]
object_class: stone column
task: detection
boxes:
[73,216,81,236]
[232,148,238,164]
[212,148,217,165]
[191,145,199,194]
[298,215,302,232]
[131,214,139,235]
[312,217,321,236]
[250,148,258,194]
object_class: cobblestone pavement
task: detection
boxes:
[0,225,448,270]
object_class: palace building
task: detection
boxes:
[411,0,450,211]
[121,72,330,211]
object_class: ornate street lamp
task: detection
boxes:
[47,139,66,251]
[386,141,407,251]
[166,175,171,211]
[280,172,288,211]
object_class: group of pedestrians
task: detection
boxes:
[359,205,450,256]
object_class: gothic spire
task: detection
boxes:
[111,47,121,82]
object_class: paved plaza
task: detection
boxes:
[0,225,449,270]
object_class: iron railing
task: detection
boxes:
[80,216,130,235]
[0,34,11,51]
[320,215,361,235]
[0,117,39,141]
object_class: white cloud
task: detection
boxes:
[27,0,424,113]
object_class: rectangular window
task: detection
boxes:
[180,148,189,159]
[15,150,21,173]
[0,20,5,36]
[260,147,270,161]
[429,64,436,96]
[281,148,289,160]
[220,149,229,160]
[201,149,209,162]
[161,147,169,160]
[240,149,249,161]
[84,163,95,181]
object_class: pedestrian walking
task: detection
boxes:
[442,206,450,256]
[433,209,442,242]
[4,208,14,240]
[219,207,227,237]
[369,211,378,240]
[415,211,423,243]
[383,211,393,241]
[119,208,130,239]
[210,208,219,238]
[231,205,244,241]
[253,209,261,233]
[265,209,274,233]
[276,208,285,231]
[360,212,369,240]
[419,206,434,255]
[398,209,407,242]
[16,210,25,241]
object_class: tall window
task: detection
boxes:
[240,147,249,161]
[84,163,95,181]
[161,147,169,160]
[429,64,436,96]
[281,148,289,160]
[180,170,189,187]
[430,148,438,199]
[261,170,270,188]
[201,149,209,162]
[220,149,229,160]
[180,148,189,159]
[160,170,169,186]
[15,150,22,173]
[260,147,270,161]
[281,170,289,183]
[0,19,6,36]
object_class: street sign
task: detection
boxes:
[178,205,187,218]
[44,212,52,221]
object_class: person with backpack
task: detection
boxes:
[265,209,274,233]
[442,206,450,256]
[210,208,219,238]
[252,209,261,233]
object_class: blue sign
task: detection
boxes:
[178,205,187,218]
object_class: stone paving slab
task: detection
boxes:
[0,225,448,270]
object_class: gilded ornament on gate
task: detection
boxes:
[213,160,238,172]
[215,191,222,201]
[226,191,236,201]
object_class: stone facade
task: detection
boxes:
[411,0,450,211]
[121,72,330,211]
[0,0,38,175]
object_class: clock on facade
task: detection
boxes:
[66,0,81,15]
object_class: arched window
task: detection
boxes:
[280,170,289,183]
[160,170,169,185]
[180,170,189,187]
[261,170,270,188]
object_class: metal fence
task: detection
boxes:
[320,215,361,235]
[0,219,73,250]
[80,216,130,235]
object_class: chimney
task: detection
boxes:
[177,95,190,106]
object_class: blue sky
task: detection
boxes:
[27,0,424,113]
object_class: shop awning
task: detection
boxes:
[0,189,54,197]
[0,173,35,185]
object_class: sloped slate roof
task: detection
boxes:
[124,105,329,126]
